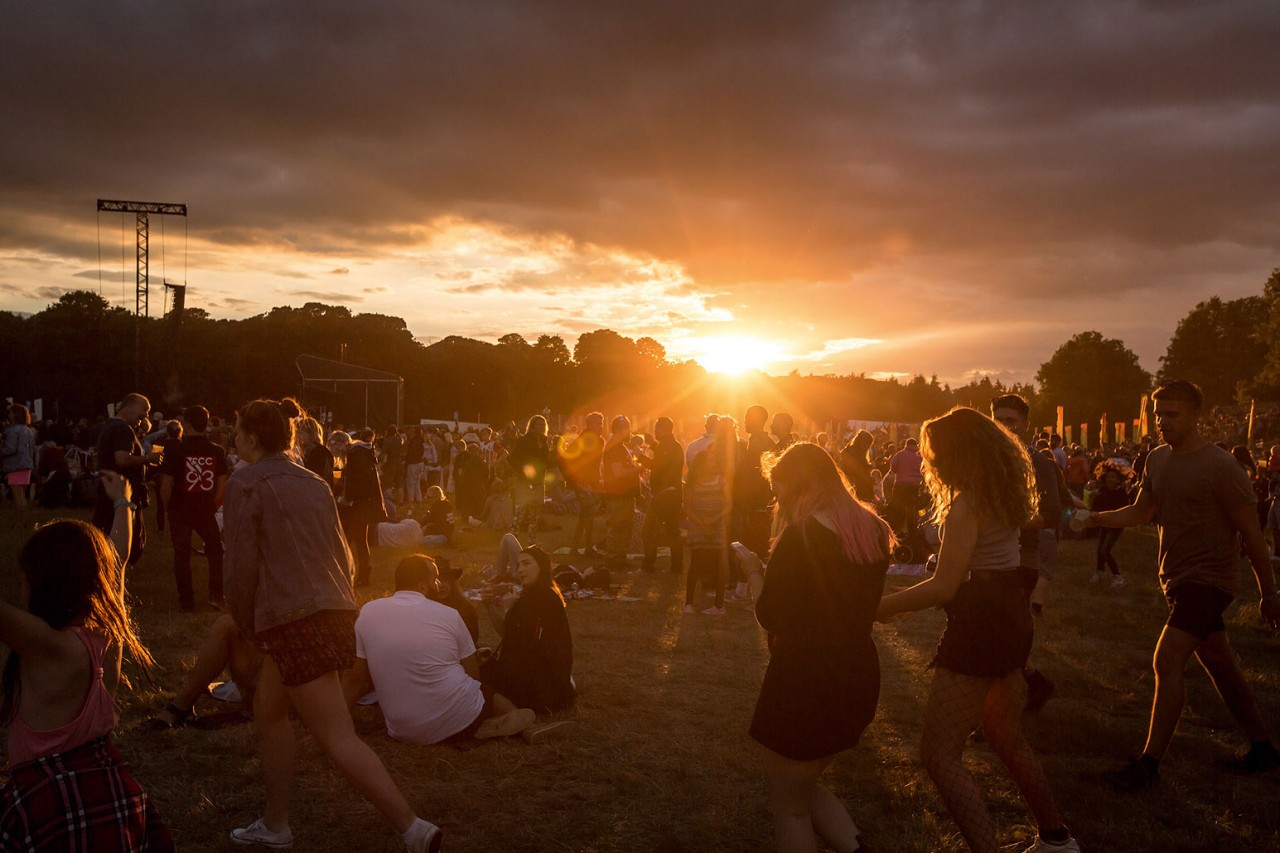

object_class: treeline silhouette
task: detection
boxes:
[1,291,1045,430]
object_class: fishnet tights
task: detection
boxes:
[920,669,1065,852]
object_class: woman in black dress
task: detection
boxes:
[750,442,893,852]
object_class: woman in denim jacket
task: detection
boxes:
[223,399,442,852]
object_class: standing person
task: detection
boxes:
[769,413,796,452]
[223,400,441,852]
[297,417,335,492]
[735,405,777,564]
[887,438,924,540]
[1089,460,1134,587]
[403,427,425,506]
[600,416,641,572]
[339,428,387,588]
[838,430,876,504]
[510,416,551,541]
[561,413,605,557]
[0,471,175,850]
[1084,380,1280,788]
[877,407,1079,853]
[93,393,153,563]
[990,394,1063,709]
[685,414,721,467]
[684,446,730,615]
[159,405,229,612]
[2,404,38,511]
[749,443,894,853]
[639,417,684,574]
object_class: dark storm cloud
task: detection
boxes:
[4,1,1277,287]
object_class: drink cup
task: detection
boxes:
[1068,509,1091,532]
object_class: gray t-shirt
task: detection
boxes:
[1141,443,1255,595]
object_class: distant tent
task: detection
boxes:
[296,354,403,428]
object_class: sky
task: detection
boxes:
[2,1,1279,385]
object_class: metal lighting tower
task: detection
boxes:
[96,198,188,384]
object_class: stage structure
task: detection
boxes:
[296,354,403,428]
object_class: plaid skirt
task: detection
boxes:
[0,737,174,852]
[258,609,357,687]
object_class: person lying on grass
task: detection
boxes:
[342,555,554,744]
[1,470,176,850]
[144,612,262,730]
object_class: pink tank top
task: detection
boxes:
[8,627,120,765]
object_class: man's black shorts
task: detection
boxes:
[1164,581,1234,640]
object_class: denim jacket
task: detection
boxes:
[1,424,36,473]
[223,453,356,636]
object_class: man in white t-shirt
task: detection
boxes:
[343,555,535,744]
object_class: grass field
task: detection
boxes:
[2,503,1278,852]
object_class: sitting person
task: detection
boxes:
[145,613,262,729]
[476,478,515,531]
[417,485,455,545]
[342,555,537,744]
[480,544,575,714]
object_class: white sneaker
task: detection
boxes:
[1023,835,1080,853]
[1111,575,1126,588]
[1089,572,1102,584]
[476,708,536,739]
[403,818,443,853]
[231,818,294,849]
[682,604,695,614]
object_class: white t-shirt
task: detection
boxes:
[354,591,483,744]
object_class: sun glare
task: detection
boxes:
[686,335,785,376]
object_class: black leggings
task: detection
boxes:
[686,547,726,607]
[1095,527,1123,575]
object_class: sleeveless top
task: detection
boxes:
[8,627,120,765]
[964,519,1021,574]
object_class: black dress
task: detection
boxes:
[749,517,888,761]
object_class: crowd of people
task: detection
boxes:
[1,379,1278,852]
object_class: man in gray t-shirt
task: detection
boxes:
[1088,380,1280,790]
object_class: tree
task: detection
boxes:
[1035,332,1151,446]
[1249,268,1280,399]
[1158,295,1267,405]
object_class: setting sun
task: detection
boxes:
[683,334,787,376]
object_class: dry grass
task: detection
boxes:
[2,506,1278,852]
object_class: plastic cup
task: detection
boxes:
[1068,509,1091,532]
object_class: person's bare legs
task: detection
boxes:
[1143,625,1201,759]
[497,532,523,576]
[287,669,417,833]
[1194,631,1270,743]
[980,671,1067,835]
[170,613,239,711]
[763,749,860,853]
[254,657,295,833]
[920,669,997,853]
[809,783,860,851]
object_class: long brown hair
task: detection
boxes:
[920,406,1037,528]
[2,520,155,722]
[765,442,894,564]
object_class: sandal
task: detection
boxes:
[141,703,192,731]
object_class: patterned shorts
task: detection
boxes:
[258,609,357,687]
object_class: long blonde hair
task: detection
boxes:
[765,442,894,564]
[919,406,1037,528]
